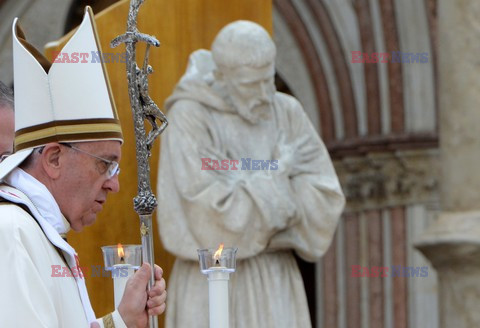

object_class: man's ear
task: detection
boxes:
[40,143,64,179]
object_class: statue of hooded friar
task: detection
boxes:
[157,20,345,328]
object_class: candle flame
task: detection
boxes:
[117,243,125,258]
[213,243,224,261]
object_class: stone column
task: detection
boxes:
[415,0,480,327]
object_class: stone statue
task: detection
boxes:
[157,20,345,328]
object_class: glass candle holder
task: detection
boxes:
[101,244,142,308]
[101,244,142,270]
[197,247,237,274]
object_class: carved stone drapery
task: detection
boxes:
[334,148,439,212]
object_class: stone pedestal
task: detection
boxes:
[415,0,480,326]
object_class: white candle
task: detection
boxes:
[113,264,134,308]
[207,267,230,328]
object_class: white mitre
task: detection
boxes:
[0,6,123,181]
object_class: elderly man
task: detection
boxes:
[0,7,166,328]
[0,81,14,160]
[157,20,345,327]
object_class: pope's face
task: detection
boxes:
[220,62,276,123]
[55,141,121,232]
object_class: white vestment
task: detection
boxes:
[0,168,125,327]
[157,50,345,328]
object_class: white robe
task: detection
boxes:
[0,169,126,327]
[157,50,345,328]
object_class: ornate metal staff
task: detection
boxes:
[111,1,167,327]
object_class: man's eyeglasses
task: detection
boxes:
[0,153,12,163]
[61,143,120,179]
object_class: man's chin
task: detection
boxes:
[84,214,97,227]
[73,213,97,232]
[70,222,84,232]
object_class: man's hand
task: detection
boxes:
[118,263,167,327]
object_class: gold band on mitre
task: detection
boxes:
[14,119,123,151]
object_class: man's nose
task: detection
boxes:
[104,174,120,193]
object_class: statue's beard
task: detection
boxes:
[212,81,274,124]
[226,94,273,124]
